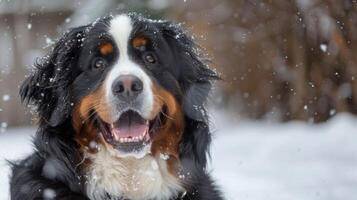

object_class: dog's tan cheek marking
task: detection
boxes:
[151,84,184,175]
[99,42,114,56]
[72,85,111,154]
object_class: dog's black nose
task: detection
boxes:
[112,75,143,100]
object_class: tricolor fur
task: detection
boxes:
[10,13,223,200]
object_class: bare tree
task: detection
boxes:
[169,0,357,122]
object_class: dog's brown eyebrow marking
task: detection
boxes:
[99,42,114,55]
[132,36,147,49]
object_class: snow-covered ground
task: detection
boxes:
[1,112,357,200]
[0,127,35,200]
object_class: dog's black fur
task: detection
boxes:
[10,14,223,200]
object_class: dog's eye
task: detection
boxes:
[143,53,156,64]
[93,58,107,69]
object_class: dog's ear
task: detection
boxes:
[160,22,219,122]
[20,26,86,127]
[160,22,219,167]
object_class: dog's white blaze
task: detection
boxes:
[85,146,183,200]
[104,14,154,120]
[86,15,183,200]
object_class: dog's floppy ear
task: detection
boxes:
[20,26,86,127]
[160,22,219,167]
[160,22,219,122]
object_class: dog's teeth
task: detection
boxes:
[124,138,128,143]
[120,138,124,143]
[139,135,143,140]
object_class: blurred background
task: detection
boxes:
[1,0,357,200]
[3,0,357,126]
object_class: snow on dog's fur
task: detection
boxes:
[10,13,223,200]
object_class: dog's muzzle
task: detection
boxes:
[111,75,143,102]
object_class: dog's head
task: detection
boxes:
[21,14,218,162]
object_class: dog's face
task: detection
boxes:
[72,15,185,157]
[21,14,218,159]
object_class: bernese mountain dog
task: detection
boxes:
[10,13,223,200]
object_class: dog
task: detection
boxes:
[10,13,223,200]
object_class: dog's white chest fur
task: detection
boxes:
[85,147,183,200]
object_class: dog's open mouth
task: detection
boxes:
[100,110,161,153]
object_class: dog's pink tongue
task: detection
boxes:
[112,124,148,138]
[111,111,149,139]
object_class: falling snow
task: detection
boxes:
[45,37,54,45]
[329,109,336,116]
[2,95,10,102]
[0,1,357,200]
[65,18,71,23]
[1,122,7,128]
[320,44,327,52]
[0,122,8,133]
[43,188,56,199]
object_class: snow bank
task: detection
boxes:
[0,127,35,200]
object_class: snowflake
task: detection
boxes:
[2,94,10,101]
[43,188,56,199]
[320,44,327,52]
